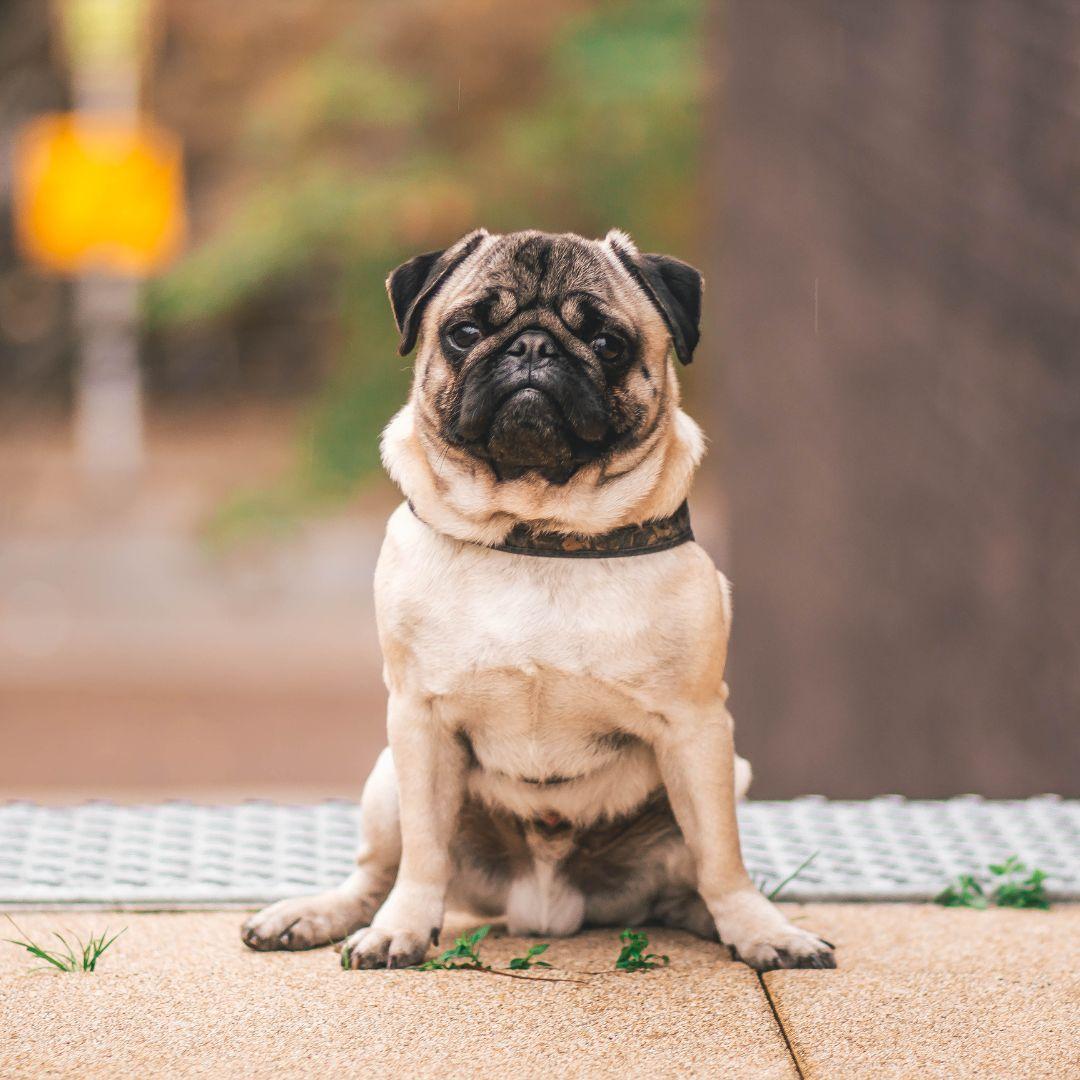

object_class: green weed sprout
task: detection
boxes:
[508,943,552,970]
[615,928,669,972]
[936,856,1049,910]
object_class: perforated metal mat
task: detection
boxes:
[1,796,1077,907]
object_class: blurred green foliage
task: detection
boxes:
[145,0,705,543]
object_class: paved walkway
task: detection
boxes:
[1,905,1076,1078]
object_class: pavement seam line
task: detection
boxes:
[757,973,805,1080]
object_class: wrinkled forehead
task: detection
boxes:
[432,232,646,325]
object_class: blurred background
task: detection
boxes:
[0,0,1076,802]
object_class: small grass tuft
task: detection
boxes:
[614,928,669,972]
[936,856,1050,910]
[4,915,126,973]
[508,943,552,970]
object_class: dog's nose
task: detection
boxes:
[505,330,561,363]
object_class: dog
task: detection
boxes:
[242,228,835,972]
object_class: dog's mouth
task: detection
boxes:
[485,387,574,476]
[452,365,612,483]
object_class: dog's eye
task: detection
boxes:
[447,323,483,351]
[591,334,625,363]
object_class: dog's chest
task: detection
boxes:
[456,663,643,783]
[376,519,682,756]
[426,576,651,772]
[387,559,649,693]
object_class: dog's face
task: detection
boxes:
[386,230,702,484]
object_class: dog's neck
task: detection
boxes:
[380,399,705,547]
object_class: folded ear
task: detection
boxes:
[386,229,489,355]
[606,232,703,364]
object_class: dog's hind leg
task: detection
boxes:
[733,753,752,800]
[652,889,720,940]
[572,749,751,932]
[242,748,401,951]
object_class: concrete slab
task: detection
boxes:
[766,903,1080,1079]
[0,912,796,1079]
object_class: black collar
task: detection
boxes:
[409,500,694,559]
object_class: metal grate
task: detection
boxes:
[738,796,1079,901]
[0,796,1077,907]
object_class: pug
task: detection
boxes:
[242,229,835,972]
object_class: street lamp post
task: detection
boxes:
[12,0,184,482]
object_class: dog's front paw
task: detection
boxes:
[339,926,432,969]
[339,884,442,969]
[709,889,835,972]
[730,924,835,972]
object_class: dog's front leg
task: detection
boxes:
[341,692,465,969]
[655,694,835,971]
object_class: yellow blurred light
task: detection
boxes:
[13,112,184,275]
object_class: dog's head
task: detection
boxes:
[387,229,702,485]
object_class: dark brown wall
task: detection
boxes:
[717,0,1080,797]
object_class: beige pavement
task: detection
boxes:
[0,912,795,1079]
[0,906,1077,1078]
[768,904,1080,1079]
